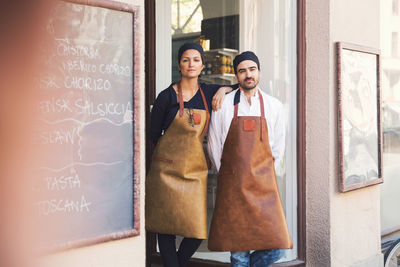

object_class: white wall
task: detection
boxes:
[156,0,171,96]
[330,0,382,266]
[305,0,332,265]
[36,0,146,266]
[306,0,383,266]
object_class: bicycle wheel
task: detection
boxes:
[384,238,400,267]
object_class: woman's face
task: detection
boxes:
[179,49,204,79]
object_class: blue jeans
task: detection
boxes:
[230,249,283,267]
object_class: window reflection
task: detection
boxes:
[381,0,400,243]
[171,0,202,34]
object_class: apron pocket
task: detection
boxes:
[243,119,256,131]
[193,113,201,125]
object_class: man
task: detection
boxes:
[207,51,293,267]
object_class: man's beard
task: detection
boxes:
[239,78,259,90]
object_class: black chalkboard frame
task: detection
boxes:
[42,0,142,252]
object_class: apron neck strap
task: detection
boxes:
[233,89,265,119]
[198,86,210,135]
[177,82,184,117]
[233,89,240,118]
[258,90,265,118]
[258,90,265,141]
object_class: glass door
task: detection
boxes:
[380,0,400,256]
[153,0,298,263]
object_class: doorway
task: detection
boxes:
[145,0,304,266]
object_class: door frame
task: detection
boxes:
[145,0,307,266]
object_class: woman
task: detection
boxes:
[145,43,233,267]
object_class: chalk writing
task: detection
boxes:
[62,59,97,73]
[33,1,135,247]
[39,160,124,172]
[75,99,131,116]
[34,195,92,215]
[64,76,111,91]
[39,98,73,114]
[56,39,99,59]
[39,127,78,145]
[39,98,132,117]
[41,117,131,127]
[40,76,61,89]
[44,173,81,191]
[99,63,130,77]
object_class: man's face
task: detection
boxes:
[235,60,260,90]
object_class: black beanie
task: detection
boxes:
[178,43,205,63]
[233,51,260,74]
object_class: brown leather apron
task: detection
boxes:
[145,84,210,239]
[208,90,293,251]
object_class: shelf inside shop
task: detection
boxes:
[201,48,238,85]
[204,48,239,57]
[202,73,235,79]
[200,73,236,84]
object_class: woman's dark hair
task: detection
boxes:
[178,43,204,63]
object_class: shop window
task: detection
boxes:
[155,0,298,263]
[381,0,400,253]
[171,0,202,34]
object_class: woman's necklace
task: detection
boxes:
[177,81,199,102]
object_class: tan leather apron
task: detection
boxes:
[208,90,293,251]
[145,84,210,239]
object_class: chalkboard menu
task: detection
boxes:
[32,0,140,250]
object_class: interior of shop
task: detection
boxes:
[155,0,298,263]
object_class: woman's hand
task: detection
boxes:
[212,86,232,111]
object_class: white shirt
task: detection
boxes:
[207,88,285,171]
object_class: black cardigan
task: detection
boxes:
[150,83,236,145]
